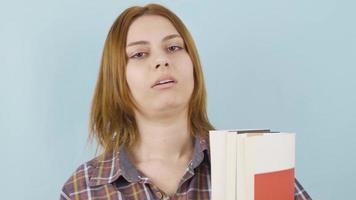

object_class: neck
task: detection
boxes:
[129,109,194,163]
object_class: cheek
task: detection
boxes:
[125,67,135,90]
[125,65,146,95]
[176,54,194,86]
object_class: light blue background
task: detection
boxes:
[1,0,355,199]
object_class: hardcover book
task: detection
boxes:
[209,129,295,200]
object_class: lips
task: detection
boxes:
[151,75,177,88]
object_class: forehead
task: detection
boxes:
[126,15,180,45]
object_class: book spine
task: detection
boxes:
[209,131,227,200]
[236,134,247,200]
[226,133,237,200]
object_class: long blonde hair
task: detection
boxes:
[89,3,214,155]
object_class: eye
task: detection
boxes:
[130,52,147,59]
[167,45,183,53]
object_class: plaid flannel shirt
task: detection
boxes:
[60,135,312,200]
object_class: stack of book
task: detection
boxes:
[209,129,295,200]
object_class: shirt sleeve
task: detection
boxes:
[59,191,71,200]
[294,178,312,200]
[59,174,75,200]
[59,186,71,200]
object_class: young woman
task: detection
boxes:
[60,4,311,200]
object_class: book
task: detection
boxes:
[209,129,295,200]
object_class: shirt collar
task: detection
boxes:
[88,134,210,187]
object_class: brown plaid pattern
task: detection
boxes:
[60,135,311,200]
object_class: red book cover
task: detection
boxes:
[254,168,295,200]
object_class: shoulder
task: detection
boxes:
[59,152,118,200]
[59,156,99,199]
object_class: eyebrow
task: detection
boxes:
[126,34,182,47]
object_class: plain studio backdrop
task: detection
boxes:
[0,0,355,199]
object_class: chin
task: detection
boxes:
[156,101,180,110]
[154,99,187,111]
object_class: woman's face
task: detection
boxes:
[125,15,194,118]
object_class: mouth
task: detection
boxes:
[152,80,177,89]
[151,76,178,88]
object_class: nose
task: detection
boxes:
[154,58,170,70]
